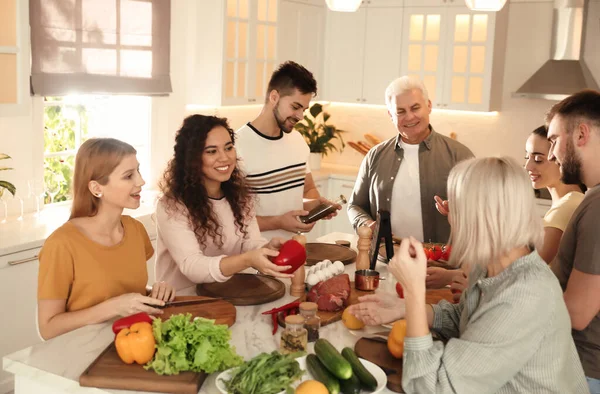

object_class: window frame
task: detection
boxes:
[0,0,31,116]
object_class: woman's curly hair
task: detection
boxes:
[160,115,253,248]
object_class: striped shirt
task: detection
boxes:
[235,122,310,240]
[403,251,589,394]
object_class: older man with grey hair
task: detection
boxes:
[348,76,473,248]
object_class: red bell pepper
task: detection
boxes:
[395,282,404,299]
[270,240,306,274]
[112,312,153,335]
[261,301,301,315]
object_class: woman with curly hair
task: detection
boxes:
[155,115,293,295]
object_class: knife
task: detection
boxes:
[145,298,222,309]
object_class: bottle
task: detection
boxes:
[299,195,347,224]
[280,315,308,354]
[299,302,321,342]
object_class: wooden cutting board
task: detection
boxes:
[196,273,285,305]
[278,282,373,327]
[355,338,404,393]
[306,243,357,266]
[79,296,236,394]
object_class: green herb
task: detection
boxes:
[145,313,243,375]
[222,351,305,394]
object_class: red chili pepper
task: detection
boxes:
[289,308,297,315]
[261,301,301,315]
[112,312,153,335]
[271,313,278,335]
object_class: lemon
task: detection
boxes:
[342,307,365,330]
[295,380,328,394]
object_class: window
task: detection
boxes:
[43,96,151,204]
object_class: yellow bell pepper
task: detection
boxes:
[115,321,156,365]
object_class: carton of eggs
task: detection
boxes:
[305,259,345,287]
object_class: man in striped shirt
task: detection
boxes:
[236,61,340,240]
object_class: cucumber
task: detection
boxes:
[339,372,361,394]
[341,347,378,390]
[314,339,353,380]
[306,354,340,394]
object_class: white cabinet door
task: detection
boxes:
[323,7,367,103]
[441,7,495,111]
[400,5,500,111]
[361,6,404,104]
[400,7,448,107]
[0,248,43,393]
[328,178,356,235]
[278,1,326,92]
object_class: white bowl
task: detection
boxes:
[215,354,388,394]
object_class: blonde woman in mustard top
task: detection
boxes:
[525,125,585,263]
[37,138,175,340]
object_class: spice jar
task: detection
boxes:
[299,302,321,342]
[280,315,307,354]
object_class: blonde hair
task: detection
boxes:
[70,138,137,219]
[385,76,430,109]
[447,157,543,270]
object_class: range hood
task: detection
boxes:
[514,0,599,100]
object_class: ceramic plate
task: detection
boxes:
[216,354,387,394]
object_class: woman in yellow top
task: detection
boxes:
[525,125,585,263]
[37,138,175,340]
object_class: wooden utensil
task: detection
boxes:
[305,242,357,266]
[196,273,285,306]
[355,338,404,393]
[80,297,236,393]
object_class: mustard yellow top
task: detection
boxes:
[543,191,585,232]
[38,215,153,312]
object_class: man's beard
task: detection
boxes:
[560,137,583,185]
[273,103,295,134]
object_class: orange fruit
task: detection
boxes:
[387,319,407,359]
[342,307,365,330]
[295,380,328,394]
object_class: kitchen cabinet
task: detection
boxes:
[327,178,356,234]
[0,0,30,116]
[323,2,404,104]
[278,0,326,94]
[190,0,279,106]
[400,5,507,111]
[404,0,463,6]
[0,247,43,394]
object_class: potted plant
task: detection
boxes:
[294,103,345,170]
[0,153,16,197]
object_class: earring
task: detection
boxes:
[95,193,102,198]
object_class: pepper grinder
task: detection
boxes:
[356,225,372,271]
[290,233,307,297]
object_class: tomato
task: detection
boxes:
[441,244,452,261]
[270,240,306,274]
[431,245,443,261]
[395,282,404,298]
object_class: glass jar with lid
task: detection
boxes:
[280,314,307,354]
[299,302,321,342]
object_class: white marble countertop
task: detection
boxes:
[3,232,399,394]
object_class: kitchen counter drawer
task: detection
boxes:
[0,248,43,394]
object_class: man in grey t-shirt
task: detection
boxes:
[547,89,600,393]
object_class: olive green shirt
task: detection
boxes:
[347,127,474,243]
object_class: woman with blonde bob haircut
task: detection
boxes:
[37,138,175,340]
[348,157,588,393]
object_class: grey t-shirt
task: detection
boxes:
[552,184,600,379]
